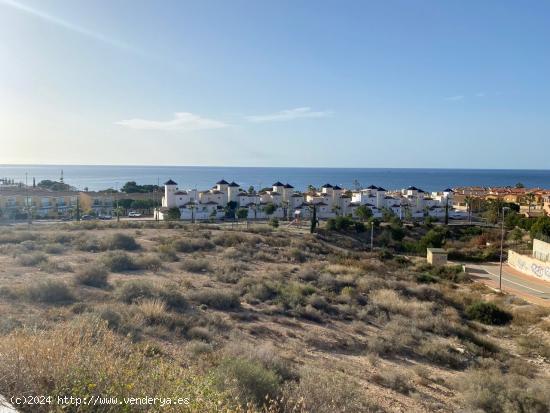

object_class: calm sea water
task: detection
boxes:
[1,165,549,192]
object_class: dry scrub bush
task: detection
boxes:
[100,252,161,272]
[457,366,550,413]
[16,252,48,266]
[282,367,384,413]
[212,232,261,248]
[189,289,241,310]
[370,289,434,318]
[214,356,281,407]
[0,317,230,412]
[116,280,188,312]
[372,367,414,395]
[100,233,140,251]
[171,237,215,253]
[180,258,212,273]
[24,280,75,304]
[215,263,247,284]
[137,298,169,325]
[223,341,295,381]
[75,265,109,288]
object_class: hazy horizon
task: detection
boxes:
[1,163,550,172]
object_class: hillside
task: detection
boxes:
[0,221,549,412]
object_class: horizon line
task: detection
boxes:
[0,163,549,172]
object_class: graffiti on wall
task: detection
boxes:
[508,251,550,282]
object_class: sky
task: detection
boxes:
[1,0,550,169]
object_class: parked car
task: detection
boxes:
[98,215,112,220]
[128,211,142,218]
[81,215,95,221]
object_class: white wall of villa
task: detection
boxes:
[156,178,458,221]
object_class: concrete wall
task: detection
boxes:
[533,239,550,263]
[508,250,550,282]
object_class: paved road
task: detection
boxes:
[467,262,550,306]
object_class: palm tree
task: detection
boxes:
[525,192,536,214]
[465,196,473,223]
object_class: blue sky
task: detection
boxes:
[1,0,549,168]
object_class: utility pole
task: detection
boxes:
[155,177,160,222]
[25,173,31,227]
[444,197,449,226]
[498,206,510,291]
[115,182,120,222]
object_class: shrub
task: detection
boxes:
[116,280,187,312]
[25,280,74,304]
[287,248,306,263]
[372,368,414,395]
[187,340,214,357]
[171,238,215,253]
[43,243,65,254]
[75,266,109,288]
[137,299,168,325]
[214,356,280,406]
[101,233,140,251]
[180,258,212,273]
[186,326,214,342]
[16,252,48,267]
[466,301,512,325]
[157,244,178,262]
[215,263,246,284]
[101,252,138,272]
[189,289,240,310]
[283,367,382,413]
[269,218,279,228]
[0,318,229,412]
[134,254,162,271]
[458,367,550,413]
[417,339,466,369]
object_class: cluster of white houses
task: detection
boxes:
[156,179,461,221]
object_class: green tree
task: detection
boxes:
[263,203,276,216]
[530,216,550,239]
[236,208,249,220]
[225,201,238,219]
[420,228,447,249]
[37,180,72,192]
[524,192,536,214]
[270,218,279,228]
[166,207,181,221]
[310,204,318,233]
[247,185,255,194]
[355,205,373,221]
[121,181,161,193]
[515,182,525,188]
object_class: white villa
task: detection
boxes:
[155,179,459,221]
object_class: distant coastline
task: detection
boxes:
[1,165,549,192]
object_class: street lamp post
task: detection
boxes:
[370,221,374,251]
[498,206,510,291]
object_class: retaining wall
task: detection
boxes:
[508,250,550,282]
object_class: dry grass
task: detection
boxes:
[0,223,548,412]
[137,298,168,325]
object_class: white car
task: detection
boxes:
[128,211,142,217]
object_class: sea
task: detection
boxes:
[1,165,549,192]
